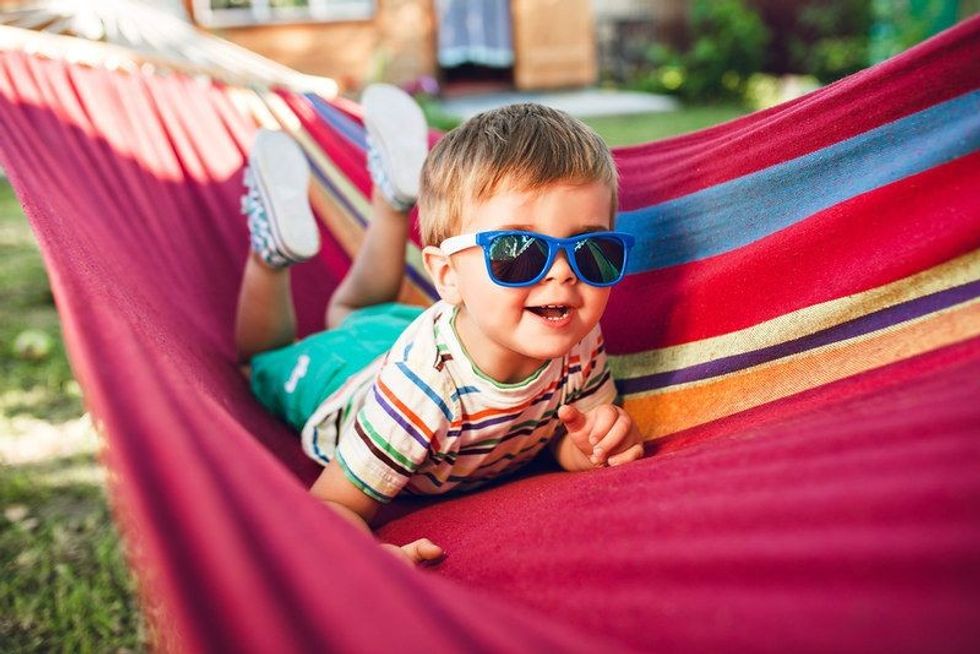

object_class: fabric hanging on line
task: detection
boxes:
[0,15,978,653]
[437,0,514,68]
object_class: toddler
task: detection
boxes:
[235,85,644,565]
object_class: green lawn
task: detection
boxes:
[419,97,749,147]
[583,104,747,147]
[0,179,148,652]
[0,102,748,650]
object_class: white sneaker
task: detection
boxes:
[362,84,429,210]
[241,129,320,268]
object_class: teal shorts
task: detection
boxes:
[249,302,424,431]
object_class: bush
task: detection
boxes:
[868,0,959,63]
[789,0,872,83]
[634,0,770,103]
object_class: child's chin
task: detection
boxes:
[522,342,574,361]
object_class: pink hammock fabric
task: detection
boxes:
[1,18,979,653]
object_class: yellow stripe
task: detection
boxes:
[623,298,980,439]
[610,250,980,380]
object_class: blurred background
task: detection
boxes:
[0,0,977,649]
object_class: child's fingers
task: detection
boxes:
[558,405,592,451]
[591,411,632,465]
[558,405,586,432]
[399,538,444,565]
[586,405,621,446]
[607,443,644,467]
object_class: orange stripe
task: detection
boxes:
[376,376,439,450]
[623,300,980,439]
[461,376,564,422]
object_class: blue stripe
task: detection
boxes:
[451,385,481,400]
[304,93,368,149]
[618,91,980,272]
[309,426,329,465]
[396,361,454,420]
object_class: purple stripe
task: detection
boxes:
[310,158,366,227]
[303,93,368,149]
[372,385,431,449]
[618,279,980,394]
[461,412,519,432]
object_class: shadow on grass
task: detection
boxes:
[0,179,84,426]
[1,454,148,652]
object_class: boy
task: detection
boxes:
[236,85,644,565]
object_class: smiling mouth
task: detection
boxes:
[526,304,571,321]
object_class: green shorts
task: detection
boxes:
[249,302,424,431]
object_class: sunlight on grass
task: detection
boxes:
[582,104,749,147]
[1,460,147,651]
[1,177,148,651]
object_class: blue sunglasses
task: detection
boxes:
[440,230,635,288]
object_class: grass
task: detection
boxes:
[582,104,747,147]
[0,101,748,650]
[1,462,147,652]
[0,183,81,424]
[0,179,148,652]
[418,95,748,147]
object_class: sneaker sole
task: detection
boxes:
[249,130,319,262]
[362,84,428,204]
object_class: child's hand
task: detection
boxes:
[381,538,444,566]
[557,404,644,468]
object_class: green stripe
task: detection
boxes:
[335,451,391,503]
[360,413,417,470]
[459,412,556,452]
[582,367,609,391]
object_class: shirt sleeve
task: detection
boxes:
[334,353,456,504]
[567,324,618,415]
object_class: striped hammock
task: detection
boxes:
[0,16,978,653]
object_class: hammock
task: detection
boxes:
[1,17,978,652]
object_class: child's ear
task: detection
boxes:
[422,245,462,305]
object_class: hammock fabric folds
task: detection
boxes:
[1,17,979,653]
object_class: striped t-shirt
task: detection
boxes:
[301,301,617,503]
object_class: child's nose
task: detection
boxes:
[544,251,576,284]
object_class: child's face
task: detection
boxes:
[447,181,614,384]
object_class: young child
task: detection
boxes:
[236,85,644,565]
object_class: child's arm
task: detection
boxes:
[551,404,644,471]
[310,460,443,565]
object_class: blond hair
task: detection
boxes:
[417,103,618,246]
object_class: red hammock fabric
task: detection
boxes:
[1,18,978,653]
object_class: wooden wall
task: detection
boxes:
[512,0,597,89]
[195,0,436,92]
[190,0,598,92]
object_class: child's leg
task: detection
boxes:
[234,129,320,362]
[325,189,410,328]
[325,84,429,329]
[235,252,298,361]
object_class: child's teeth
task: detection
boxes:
[533,305,567,320]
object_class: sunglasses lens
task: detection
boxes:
[487,234,549,285]
[574,236,627,285]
